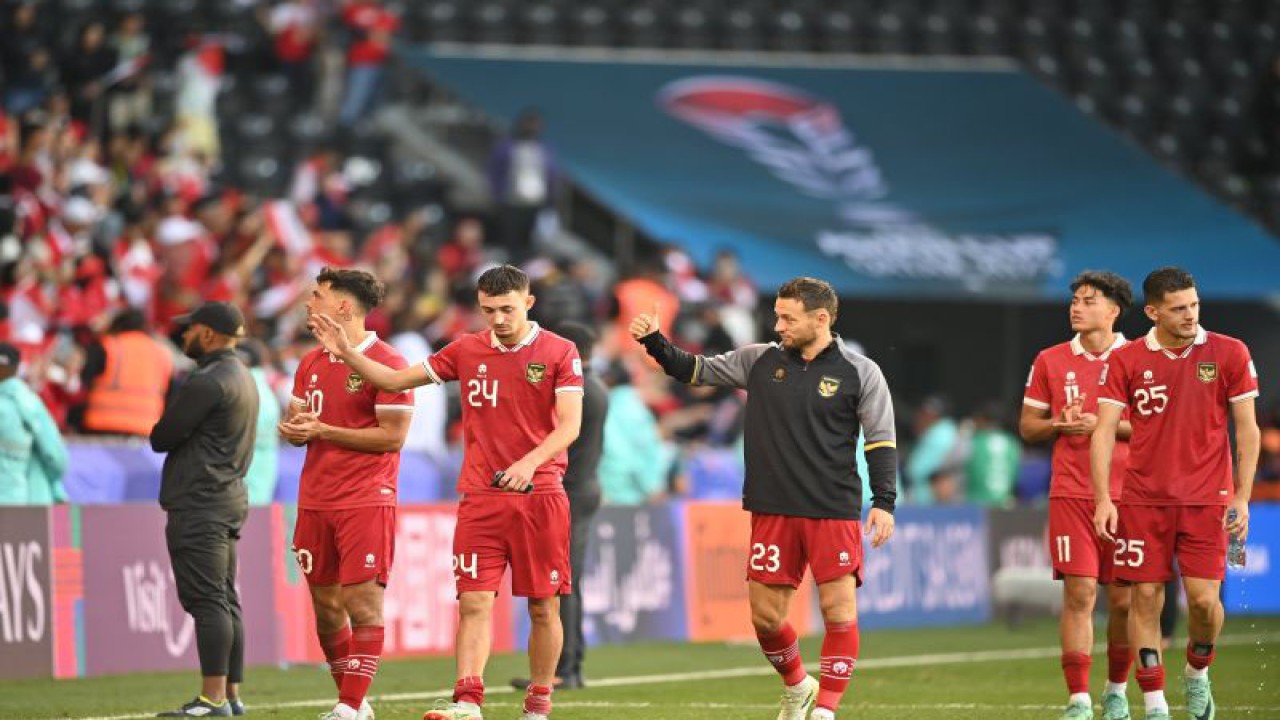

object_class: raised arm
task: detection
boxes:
[630,303,766,389]
[309,313,433,392]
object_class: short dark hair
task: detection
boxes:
[110,307,147,333]
[316,267,385,313]
[1143,266,1195,306]
[777,276,838,321]
[1070,270,1133,314]
[554,321,597,363]
[476,264,530,296]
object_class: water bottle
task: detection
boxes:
[1226,509,1247,568]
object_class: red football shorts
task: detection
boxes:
[1048,497,1116,583]
[1114,504,1228,583]
[453,493,571,598]
[292,506,396,586]
[748,513,863,588]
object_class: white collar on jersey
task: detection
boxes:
[329,331,378,361]
[490,322,541,353]
[1070,332,1126,360]
[1142,325,1207,359]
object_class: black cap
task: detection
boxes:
[173,302,247,337]
[0,343,19,368]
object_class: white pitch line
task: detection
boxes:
[53,631,1280,720]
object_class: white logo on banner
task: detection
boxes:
[860,521,988,615]
[582,512,675,635]
[121,561,195,657]
[660,76,1060,290]
[0,541,46,644]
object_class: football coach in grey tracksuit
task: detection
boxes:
[630,276,898,720]
[150,301,259,718]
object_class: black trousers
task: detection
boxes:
[166,509,247,682]
[499,204,541,262]
[556,489,601,679]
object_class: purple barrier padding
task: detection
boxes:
[66,442,445,504]
[63,444,131,503]
[276,446,445,503]
[273,447,306,503]
[80,506,279,675]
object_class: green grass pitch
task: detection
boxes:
[3,617,1278,719]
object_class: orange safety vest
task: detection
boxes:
[83,331,174,436]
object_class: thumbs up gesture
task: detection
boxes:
[629,302,662,341]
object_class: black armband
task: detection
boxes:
[865,444,899,513]
[639,331,699,384]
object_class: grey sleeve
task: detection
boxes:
[692,344,773,390]
[855,358,896,448]
[854,355,899,513]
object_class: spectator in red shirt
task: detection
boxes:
[270,0,319,106]
[338,0,399,127]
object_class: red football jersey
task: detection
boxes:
[423,323,583,495]
[1098,327,1259,506]
[291,332,414,510]
[1024,334,1130,500]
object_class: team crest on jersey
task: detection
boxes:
[1197,362,1218,383]
[345,372,365,393]
[773,367,787,382]
[818,376,841,398]
[526,363,547,384]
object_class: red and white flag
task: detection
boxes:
[264,200,314,258]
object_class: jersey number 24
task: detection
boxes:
[467,379,499,408]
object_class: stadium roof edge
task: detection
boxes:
[418,42,1022,73]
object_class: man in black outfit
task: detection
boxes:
[150,302,259,718]
[631,277,898,720]
[511,321,608,691]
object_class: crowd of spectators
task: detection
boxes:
[1,0,1277,510]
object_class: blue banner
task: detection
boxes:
[857,505,991,628]
[511,503,687,651]
[581,504,688,644]
[1225,503,1280,614]
[405,46,1280,299]
[63,443,446,504]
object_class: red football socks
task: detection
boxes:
[524,684,553,715]
[1061,651,1092,695]
[1108,643,1133,684]
[319,626,353,690]
[338,625,383,710]
[756,622,807,687]
[454,675,485,706]
[817,621,859,712]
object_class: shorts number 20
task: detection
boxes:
[750,543,781,573]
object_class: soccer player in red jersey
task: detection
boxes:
[310,265,583,720]
[280,268,414,720]
[1091,267,1260,720]
[1021,271,1135,720]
